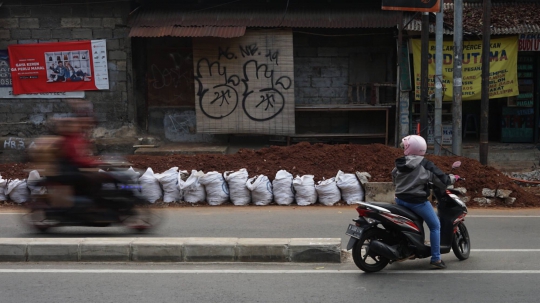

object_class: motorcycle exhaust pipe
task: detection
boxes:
[369,240,402,260]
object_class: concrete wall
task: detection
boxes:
[0,1,133,139]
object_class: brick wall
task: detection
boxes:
[0,1,132,138]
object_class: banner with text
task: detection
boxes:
[412,36,519,101]
[8,40,109,95]
[519,34,540,51]
[0,50,84,98]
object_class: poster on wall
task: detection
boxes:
[0,50,84,98]
[193,29,295,135]
[411,36,519,101]
[8,40,108,95]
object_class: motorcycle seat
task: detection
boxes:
[368,202,423,223]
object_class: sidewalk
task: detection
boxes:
[0,237,342,263]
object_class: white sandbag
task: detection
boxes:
[272,170,295,205]
[6,179,30,204]
[180,170,206,203]
[246,175,273,206]
[156,167,181,203]
[0,175,7,201]
[336,170,364,204]
[315,177,341,206]
[293,175,317,206]
[176,170,189,201]
[224,169,251,206]
[138,167,162,203]
[27,170,47,195]
[200,171,229,206]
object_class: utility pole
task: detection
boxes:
[420,12,430,139]
[480,0,491,165]
[434,1,444,155]
[452,0,463,155]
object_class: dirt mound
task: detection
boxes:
[122,142,539,208]
[1,142,538,207]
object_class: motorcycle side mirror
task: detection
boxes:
[452,161,461,169]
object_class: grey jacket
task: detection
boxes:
[392,155,457,204]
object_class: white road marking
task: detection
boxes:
[0,269,539,274]
[472,249,540,252]
[467,215,540,218]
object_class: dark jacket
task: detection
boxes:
[392,155,456,204]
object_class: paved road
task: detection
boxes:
[2,205,540,248]
[1,206,540,302]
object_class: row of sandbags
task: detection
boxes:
[0,168,370,206]
[134,167,369,206]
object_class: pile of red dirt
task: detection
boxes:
[1,142,539,207]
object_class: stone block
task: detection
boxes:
[289,238,341,263]
[297,87,319,98]
[355,172,371,185]
[482,188,496,198]
[108,50,126,60]
[294,78,311,88]
[52,29,72,39]
[318,88,347,98]
[31,29,51,40]
[72,29,93,39]
[364,182,395,203]
[11,29,31,40]
[0,30,9,40]
[82,18,102,28]
[0,40,17,49]
[40,18,61,29]
[18,39,38,44]
[331,58,349,68]
[321,67,341,78]
[116,60,127,71]
[183,238,237,262]
[79,238,134,261]
[106,39,120,50]
[18,18,38,29]
[317,47,338,57]
[0,238,28,261]
[131,238,186,262]
[236,238,289,262]
[27,238,80,261]
[295,47,317,57]
[473,197,492,206]
[454,187,467,195]
[0,18,19,28]
[102,18,118,28]
[93,29,113,39]
[505,197,516,205]
[311,77,332,88]
[496,189,512,199]
[31,6,70,18]
[61,18,81,28]
[113,28,129,38]
[331,77,348,88]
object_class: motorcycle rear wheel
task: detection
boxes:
[452,222,470,260]
[352,228,390,273]
[121,207,159,232]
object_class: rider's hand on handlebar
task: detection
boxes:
[454,175,461,182]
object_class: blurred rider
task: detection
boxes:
[391,135,460,269]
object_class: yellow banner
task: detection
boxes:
[412,36,519,101]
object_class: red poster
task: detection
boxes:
[8,40,109,95]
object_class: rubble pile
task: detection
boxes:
[0,142,539,207]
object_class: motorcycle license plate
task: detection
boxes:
[345,224,363,239]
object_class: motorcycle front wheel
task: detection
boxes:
[452,222,470,260]
[352,228,390,273]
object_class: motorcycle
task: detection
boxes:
[345,166,470,272]
[23,166,158,233]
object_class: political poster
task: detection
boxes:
[8,40,108,95]
[411,36,519,101]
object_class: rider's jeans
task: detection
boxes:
[395,197,441,262]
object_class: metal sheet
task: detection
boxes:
[129,26,246,38]
[129,8,406,29]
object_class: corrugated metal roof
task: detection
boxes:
[406,2,540,35]
[129,8,407,29]
[129,26,246,38]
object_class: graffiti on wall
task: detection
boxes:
[193,30,295,135]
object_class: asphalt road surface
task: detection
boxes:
[1,206,540,302]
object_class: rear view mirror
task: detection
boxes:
[452,161,461,169]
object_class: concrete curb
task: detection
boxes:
[0,238,342,263]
